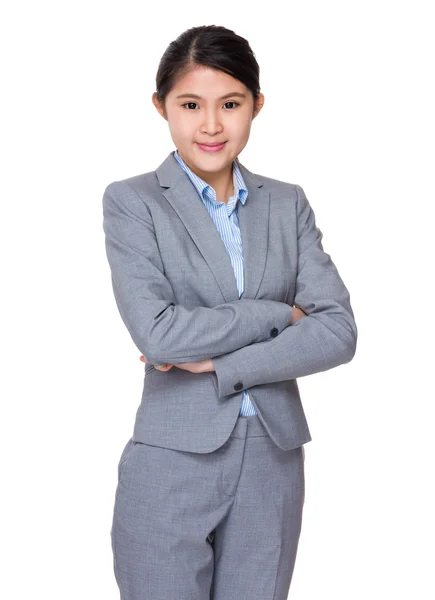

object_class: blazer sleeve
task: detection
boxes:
[102,180,293,366]
[211,184,358,397]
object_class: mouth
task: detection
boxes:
[196,142,227,153]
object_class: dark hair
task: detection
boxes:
[155,25,261,110]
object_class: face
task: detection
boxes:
[152,66,264,180]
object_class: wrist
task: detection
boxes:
[203,359,215,373]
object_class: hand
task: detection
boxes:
[173,359,215,373]
[290,305,308,325]
[140,356,215,373]
[140,355,174,371]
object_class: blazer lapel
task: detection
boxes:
[155,151,270,303]
[236,160,270,301]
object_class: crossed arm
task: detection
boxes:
[210,184,358,395]
[138,184,357,393]
[141,305,308,372]
[103,180,294,366]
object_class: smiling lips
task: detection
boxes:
[197,142,227,153]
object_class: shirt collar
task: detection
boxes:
[174,148,248,205]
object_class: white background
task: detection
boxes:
[2,1,434,598]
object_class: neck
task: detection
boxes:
[178,151,234,204]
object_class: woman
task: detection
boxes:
[103,24,357,600]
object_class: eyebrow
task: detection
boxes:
[175,92,247,100]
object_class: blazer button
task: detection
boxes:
[270,327,279,338]
[234,382,243,391]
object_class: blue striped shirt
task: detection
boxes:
[173,149,257,416]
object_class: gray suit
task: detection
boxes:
[103,151,357,599]
[103,151,357,453]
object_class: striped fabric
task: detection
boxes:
[173,149,257,416]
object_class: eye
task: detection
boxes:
[181,101,240,110]
[182,102,199,110]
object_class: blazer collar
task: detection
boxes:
[155,151,270,303]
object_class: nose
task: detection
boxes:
[200,107,223,136]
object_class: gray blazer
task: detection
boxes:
[102,151,357,453]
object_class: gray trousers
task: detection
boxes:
[111,414,305,599]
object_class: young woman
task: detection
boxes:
[103,24,357,600]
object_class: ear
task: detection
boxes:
[152,92,168,120]
[252,93,265,119]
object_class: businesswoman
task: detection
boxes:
[103,24,357,600]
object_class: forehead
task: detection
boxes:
[169,66,247,98]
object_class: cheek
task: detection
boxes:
[228,115,252,141]
[167,110,193,136]
[168,120,189,139]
